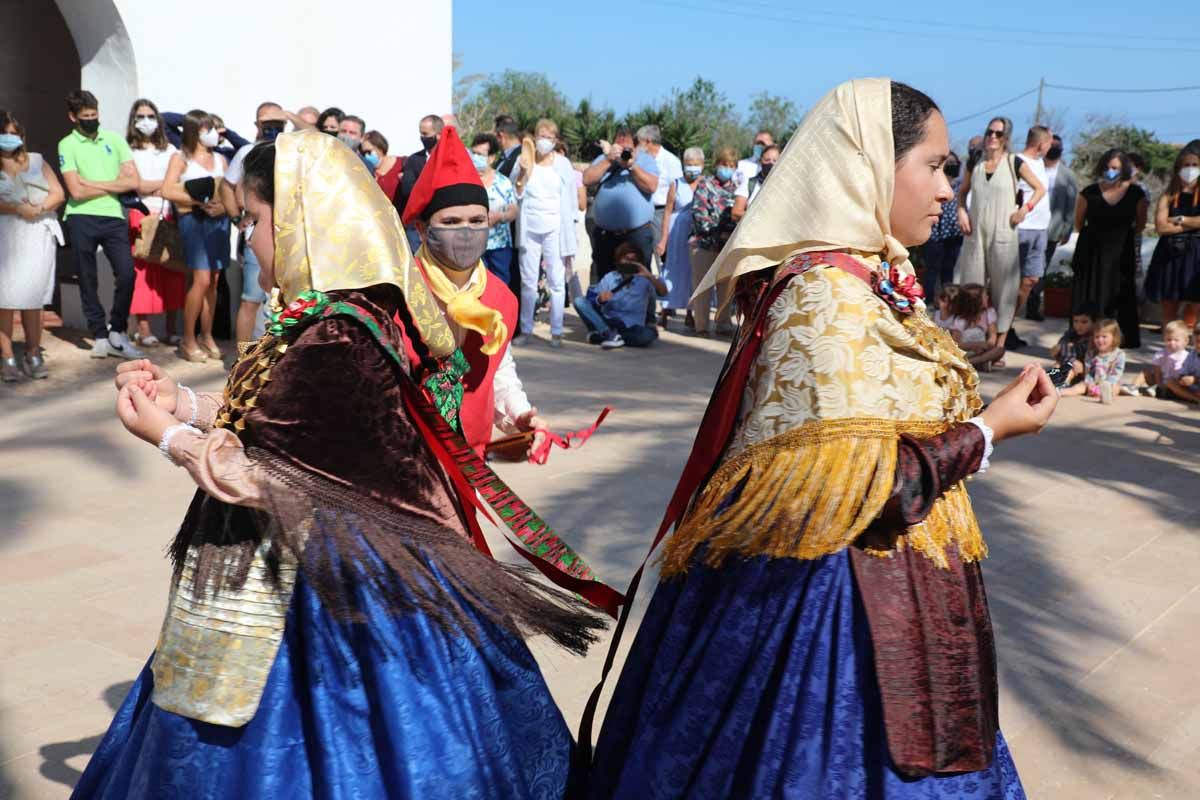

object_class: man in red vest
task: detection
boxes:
[400,126,547,457]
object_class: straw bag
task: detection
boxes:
[133,210,186,273]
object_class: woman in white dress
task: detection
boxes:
[513,118,578,347]
[0,110,65,381]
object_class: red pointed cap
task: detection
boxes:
[401,126,489,225]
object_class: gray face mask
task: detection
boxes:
[425,225,489,272]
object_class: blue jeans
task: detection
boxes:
[240,245,268,303]
[572,296,658,347]
[922,235,962,299]
[483,247,513,285]
[177,212,230,271]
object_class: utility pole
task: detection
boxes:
[1034,77,1045,125]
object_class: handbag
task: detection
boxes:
[133,209,187,273]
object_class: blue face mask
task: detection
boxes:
[470,152,490,172]
[0,134,23,152]
[363,152,381,169]
[1103,168,1121,182]
[683,165,703,180]
[716,166,735,182]
[751,143,765,161]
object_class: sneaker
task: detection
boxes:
[549,335,563,349]
[23,354,48,379]
[90,338,111,358]
[107,331,146,360]
[512,334,533,347]
[1,357,19,382]
[601,333,625,350]
[587,332,604,345]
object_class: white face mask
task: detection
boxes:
[535,137,555,156]
[134,117,159,136]
[199,128,220,148]
[1180,166,1200,185]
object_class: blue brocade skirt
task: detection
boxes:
[72,572,573,800]
[591,550,1026,800]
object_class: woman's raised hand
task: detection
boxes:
[116,382,178,446]
[115,359,179,415]
[980,365,1058,444]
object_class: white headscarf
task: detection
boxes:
[694,78,912,298]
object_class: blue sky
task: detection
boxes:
[454,0,1200,151]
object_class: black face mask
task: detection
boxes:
[1046,144,1064,161]
[421,135,438,152]
[944,162,961,179]
[758,163,774,180]
[78,118,100,135]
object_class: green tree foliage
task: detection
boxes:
[746,92,802,146]
[455,70,802,164]
[457,70,572,142]
[1071,116,1179,180]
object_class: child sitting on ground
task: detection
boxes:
[931,283,959,329]
[946,283,1005,369]
[1160,322,1200,405]
[1047,303,1098,388]
[1123,320,1194,397]
[1061,318,1126,402]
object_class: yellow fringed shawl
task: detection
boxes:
[660,263,985,577]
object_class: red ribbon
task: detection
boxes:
[528,407,612,465]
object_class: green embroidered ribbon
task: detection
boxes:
[268,290,331,336]
[422,350,469,432]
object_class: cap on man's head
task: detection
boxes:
[402,126,488,225]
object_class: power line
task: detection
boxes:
[1046,83,1200,94]
[726,0,1198,45]
[653,0,1200,55]
[945,88,1039,126]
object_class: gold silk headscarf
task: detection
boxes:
[271,130,455,358]
[694,77,912,298]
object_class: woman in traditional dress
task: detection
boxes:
[72,130,606,800]
[588,79,1057,799]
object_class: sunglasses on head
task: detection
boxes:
[985,129,1005,138]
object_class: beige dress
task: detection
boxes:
[956,155,1021,333]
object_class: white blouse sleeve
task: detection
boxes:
[493,344,533,434]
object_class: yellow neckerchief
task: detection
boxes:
[418,245,507,356]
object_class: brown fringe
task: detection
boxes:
[660,417,985,576]
[169,450,606,656]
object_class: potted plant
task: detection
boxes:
[1043,269,1073,318]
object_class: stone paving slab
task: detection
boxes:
[1,314,1198,799]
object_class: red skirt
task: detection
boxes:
[128,209,186,315]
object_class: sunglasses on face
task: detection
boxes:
[985,130,1005,138]
[135,114,156,120]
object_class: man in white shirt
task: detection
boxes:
[637,125,682,274]
[736,130,775,185]
[1016,125,1053,324]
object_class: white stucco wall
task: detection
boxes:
[56,0,451,153]
[51,0,451,334]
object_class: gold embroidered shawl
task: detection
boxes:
[662,80,987,576]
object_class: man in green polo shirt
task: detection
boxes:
[58,89,145,358]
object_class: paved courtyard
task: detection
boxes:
[1,311,1198,799]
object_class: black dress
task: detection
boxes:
[1144,188,1200,303]
[1071,183,1143,347]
